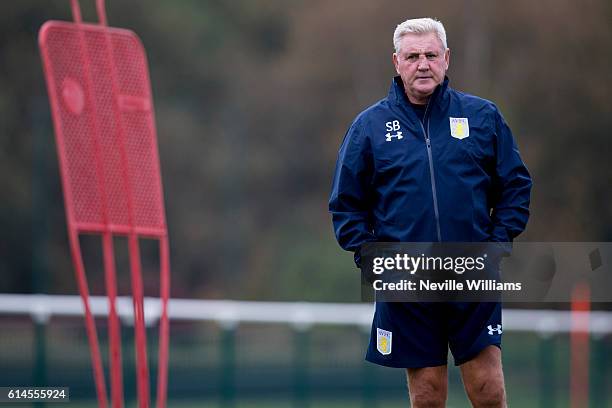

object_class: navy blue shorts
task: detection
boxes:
[366,301,502,368]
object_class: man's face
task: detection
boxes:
[393,32,450,104]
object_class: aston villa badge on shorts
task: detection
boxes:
[376,328,392,355]
[449,117,470,139]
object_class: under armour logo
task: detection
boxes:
[385,131,403,141]
[487,324,502,335]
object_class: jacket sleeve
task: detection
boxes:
[489,107,533,242]
[329,119,376,266]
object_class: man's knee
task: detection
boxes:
[407,367,447,408]
[465,375,506,407]
[460,346,506,407]
[410,388,447,408]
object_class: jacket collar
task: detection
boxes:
[389,75,450,109]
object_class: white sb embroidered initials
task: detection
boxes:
[385,120,403,141]
[376,328,392,355]
[449,117,470,139]
[487,324,502,335]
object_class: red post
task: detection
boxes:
[570,282,590,408]
[156,236,171,408]
[102,233,124,408]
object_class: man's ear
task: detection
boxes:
[392,53,400,74]
[444,48,450,70]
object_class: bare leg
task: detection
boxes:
[406,365,448,408]
[460,345,507,408]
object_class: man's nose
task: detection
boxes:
[417,56,429,70]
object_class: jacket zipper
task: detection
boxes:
[420,105,442,242]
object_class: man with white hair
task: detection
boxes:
[329,18,531,407]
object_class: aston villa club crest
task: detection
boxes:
[376,328,392,355]
[449,117,470,139]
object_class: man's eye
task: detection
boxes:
[426,54,437,60]
[406,55,418,61]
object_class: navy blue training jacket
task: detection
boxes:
[329,76,532,264]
